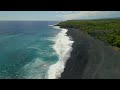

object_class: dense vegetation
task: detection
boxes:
[57,19,120,48]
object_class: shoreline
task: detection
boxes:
[60,28,89,79]
[60,28,120,79]
[47,26,74,79]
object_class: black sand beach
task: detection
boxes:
[60,28,120,79]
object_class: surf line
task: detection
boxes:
[47,25,74,79]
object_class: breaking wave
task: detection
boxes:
[47,26,74,79]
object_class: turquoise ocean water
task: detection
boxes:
[0,21,61,79]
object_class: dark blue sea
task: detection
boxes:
[0,21,74,79]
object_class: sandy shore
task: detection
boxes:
[60,28,120,79]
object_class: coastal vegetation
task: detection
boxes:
[57,19,120,49]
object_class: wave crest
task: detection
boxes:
[47,26,74,79]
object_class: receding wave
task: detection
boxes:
[47,26,74,79]
[19,57,50,79]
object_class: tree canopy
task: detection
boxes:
[57,19,120,48]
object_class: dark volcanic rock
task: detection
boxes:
[60,28,120,79]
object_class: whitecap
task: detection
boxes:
[47,26,74,79]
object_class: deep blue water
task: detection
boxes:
[0,21,60,79]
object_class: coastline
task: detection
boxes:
[47,26,74,79]
[60,28,120,79]
[60,28,90,79]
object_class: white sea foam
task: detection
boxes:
[47,26,74,79]
[19,57,50,79]
[48,25,54,26]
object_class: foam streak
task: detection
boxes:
[47,26,74,79]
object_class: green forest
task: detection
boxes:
[57,19,120,49]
